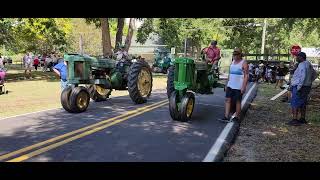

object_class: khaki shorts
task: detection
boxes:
[24,63,32,70]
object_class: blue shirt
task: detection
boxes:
[291,60,312,90]
[54,62,67,81]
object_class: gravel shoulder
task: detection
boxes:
[224,81,320,162]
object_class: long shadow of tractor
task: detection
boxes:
[61,53,153,113]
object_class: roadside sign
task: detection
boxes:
[171,48,175,55]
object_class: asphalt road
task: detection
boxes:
[0,83,254,162]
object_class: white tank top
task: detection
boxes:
[227,59,245,90]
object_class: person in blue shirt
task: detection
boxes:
[287,52,313,126]
[53,57,68,90]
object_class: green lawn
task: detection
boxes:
[0,70,167,118]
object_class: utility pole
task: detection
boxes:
[184,38,187,56]
[261,18,267,60]
[79,34,84,55]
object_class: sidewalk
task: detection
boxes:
[224,81,320,162]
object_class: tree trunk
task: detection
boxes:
[196,45,201,60]
[115,18,125,51]
[100,18,112,57]
[124,18,135,52]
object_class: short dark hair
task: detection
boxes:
[211,40,217,45]
[297,52,306,59]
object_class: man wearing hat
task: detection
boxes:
[220,47,248,123]
[288,52,313,126]
[205,40,221,68]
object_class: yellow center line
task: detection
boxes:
[7,101,168,162]
[0,99,168,161]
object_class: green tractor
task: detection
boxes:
[152,49,173,74]
[61,53,153,113]
[167,55,224,122]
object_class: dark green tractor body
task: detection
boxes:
[61,53,153,113]
[152,49,173,74]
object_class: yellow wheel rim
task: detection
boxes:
[95,85,109,96]
[137,68,152,97]
[186,98,194,117]
[77,91,89,109]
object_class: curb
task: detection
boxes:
[203,82,258,162]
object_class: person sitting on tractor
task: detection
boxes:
[115,45,129,61]
[204,40,221,71]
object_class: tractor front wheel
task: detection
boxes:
[166,66,175,98]
[169,91,180,121]
[179,92,195,122]
[69,86,90,113]
[61,86,74,113]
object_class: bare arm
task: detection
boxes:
[241,61,249,94]
[53,68,60,78]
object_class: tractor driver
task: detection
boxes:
[115,45,129,61]
[205,40,221,70]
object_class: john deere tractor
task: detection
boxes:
[152,49,173,74]
[166,55,223,122]
[61,53,153,113]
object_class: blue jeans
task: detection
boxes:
[61,79,68,90]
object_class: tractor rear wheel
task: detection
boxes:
[69,86,90,113]
[128,60,153,104]
[87,84,111,102]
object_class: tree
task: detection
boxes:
[124,18,135,52]
[0,18,71,54]
[85,18,135,54]
[115,18,125,51]
[136,18,225,56]
[100,18,113,56]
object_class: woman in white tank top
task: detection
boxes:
[220,48,249,123]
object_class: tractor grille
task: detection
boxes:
[74,62,84,78]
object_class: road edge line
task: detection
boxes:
[203,82,258,162]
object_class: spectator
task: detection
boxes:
[287,52,314,126]
[248,63,254,82]
[33,56,40,71]
[53,57,68,90]
[275,62,287,88]
[220,48,249,123]
[266,65,273,84]
[23,52,33,79]
[259,61,266,82]
[0,54,4,69]
[43,55,53,72]
[255,65,260,82]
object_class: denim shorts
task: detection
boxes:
[226,87,242,102]
[291,86,311,108]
